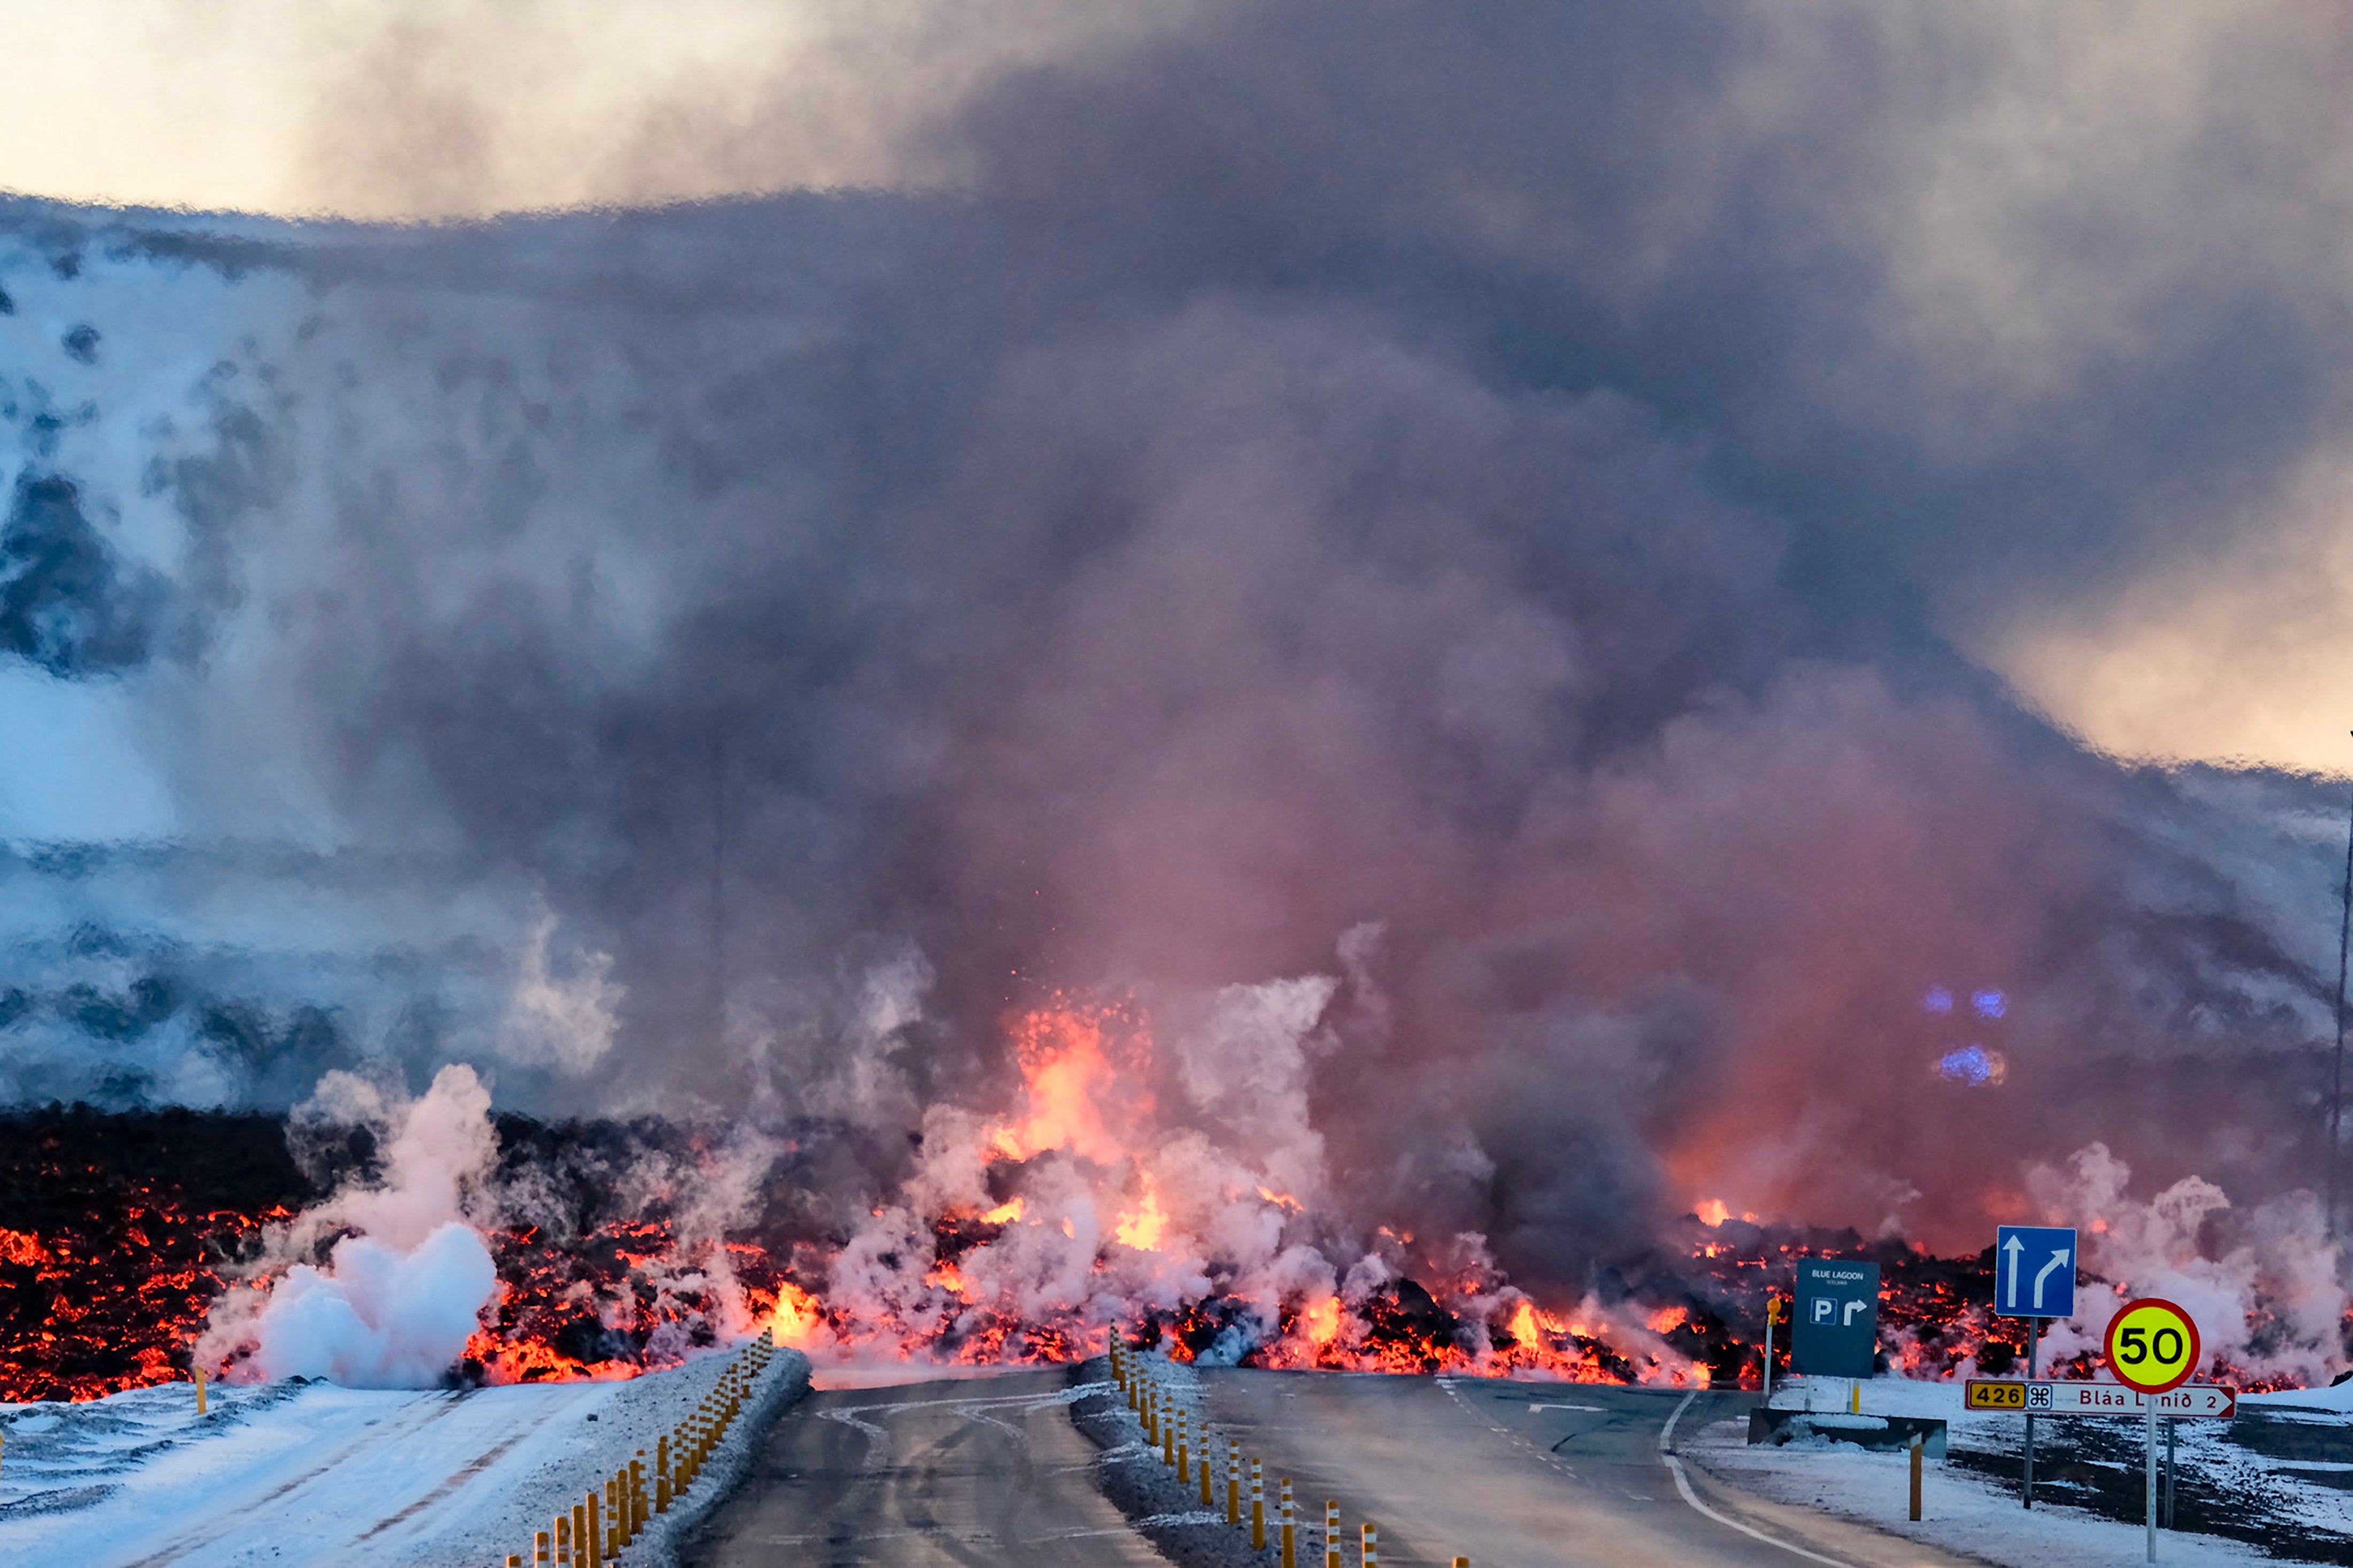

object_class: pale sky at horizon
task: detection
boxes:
[7,1,2353,777]
[0,1,1188,219]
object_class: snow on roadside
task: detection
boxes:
[0,1342,809,1566]
[1691,1374,2347,1568]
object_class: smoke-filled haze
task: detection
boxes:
[6,2,2353,1337]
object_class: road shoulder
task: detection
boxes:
[1682,1407,2270,1568]
[1067,1358,1274,1568]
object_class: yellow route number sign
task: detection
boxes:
[2103,1297,2201,1394]
[1966,1380,2031,1410]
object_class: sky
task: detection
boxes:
[2,1,2348,775]
[7,1,2353,1270]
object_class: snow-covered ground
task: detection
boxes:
[0,1343,808,1566]
[1694,1374,2353,1566]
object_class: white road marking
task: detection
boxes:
[1433,1374,1577,1478]
[1525,1403,1609,1414]
[1658,1392,1858,1568]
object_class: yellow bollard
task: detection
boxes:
[1252,1457,1265,1550]
[1281,1477,1295,1568]
[534,1530,550,1565]
[1201,1433,1215,1507]
[632,1454,648,1532]
[586,1488,603,1565]
[1228,1449,1241,1525]
[1362,1521,1378,1568]
[1453,1559,1469,1567]
[193,1365,207,1417]
[607,1477,623,1548]
[1163,1403,1176,1466]
[657,1434,672,1513]
[1178,1409,1190,1483]
[507,1557,521,1567]
[1326,1501,1341,1568]
[574,1503,590,1564]
[555,1514,572,1564]
[1850,1383,1861,1415]
[1909,1431,1924,1521]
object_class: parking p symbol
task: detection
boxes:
[1812,1298,1835,1324]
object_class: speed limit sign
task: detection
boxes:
[2105,1297,2204,1559]
[2105,1298,2202,1394]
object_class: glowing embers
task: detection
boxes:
[0,1191,294,1403]
[1113,1177,1170,1252]
[453,1218,781,1386]
[770,1281,825,1347]
[985,997,1154,1163]
[0,1227,50,1267]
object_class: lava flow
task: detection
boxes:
[0,994,2333,1403]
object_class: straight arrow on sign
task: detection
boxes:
[1994,1225,2078,1320]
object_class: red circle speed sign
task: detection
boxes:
[2103,1297,2202,1394]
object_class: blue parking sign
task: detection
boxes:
[1994,1225,2077,1318]
[1791,1258,1880,1378]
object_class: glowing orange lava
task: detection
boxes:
[984,999,1152,1163]
[1114,1179,1170,1252]
[771,1281,825,1348]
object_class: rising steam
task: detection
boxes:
[8,2,2353,1384]
[197,1065,500,1386]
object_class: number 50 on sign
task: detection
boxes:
[2105,1299,2201,1394]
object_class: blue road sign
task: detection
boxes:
[1791,1258,1880,1378]
[1994,1225,2077,1318]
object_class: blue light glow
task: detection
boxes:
[1922,986,1955,1014]
[1937,1046,1993,1084]
[1936,1044,2005,1086]
[1971,990,2006,1019]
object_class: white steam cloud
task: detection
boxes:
[198,1064,501,1387]
[2025,1142,2346,1389]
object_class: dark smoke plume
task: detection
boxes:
[1,2,2349,1310]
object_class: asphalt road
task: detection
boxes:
[1194,1368,1978,1568]
[682,1368,1165,1567]
[687,1362,1981,1568]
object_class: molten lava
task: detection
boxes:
[0,999,2328,1403]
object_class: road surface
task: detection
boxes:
[1195,1368,1975,1568]
[683,1368,1165,1567]
[687,1362,1980,1568]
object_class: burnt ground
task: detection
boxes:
[1950,1408,2353,1562]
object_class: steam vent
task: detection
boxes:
[7,6,2353,1565]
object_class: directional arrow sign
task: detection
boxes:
[1791,1258,1879,1378]
[1965,1380,2234,1418]
[1994,1224,2077,1319]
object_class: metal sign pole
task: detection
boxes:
[1761,1297,1775,1402]
[2164,1415,2176,1528]
[2145,1401,2158,1562]
[2022,1317,2039,1508]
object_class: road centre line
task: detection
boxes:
[1434,1377,1578,1478]
[1658,1391,1858,1568]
